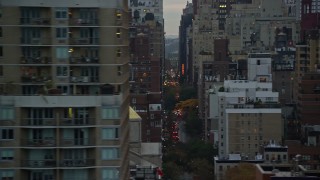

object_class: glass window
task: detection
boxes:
[283,155,287,160]
[101,107,120,119]
[102,168,119,180]
[55,8,68,19]
[0,27,2,37]
[56,66,68,76]
[0,129,14,140]
[0,170,14,180]
[101,148,119,160]
[0,66,2,76]
[102,128,119,139]
[56,27,68,38]
[56,47,69,59]
[0,107,14,120]
[0,149,13,160]
[0,46,2,56]
[116,28,121,38]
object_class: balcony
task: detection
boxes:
[21,138,56,147]
[0,120,15,126]
[21,38,51,45]
[21,57,52,64]
[21,118,56,126]
[69,38,99,45]
[59,138,92,147]
[60,118,95,126]
[69,18,98,26]
[69,76,99,83]
[70,57,99,64]
[21,160,56,168]
[20,18,51,25]
[226,103,281,109]
[60,159,95,167]
[21,76,52,83]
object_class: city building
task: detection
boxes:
[272,45,296,105]
[300,0,320,41]
[200,39,230,141]
[129,0,164,145]
[0,0,130,179]
[297,73,320,126]
[129,0,163,25]
[214,142,289,180]
[209,53,282,158]
[286,139,320,171]
[214,154,264,180]
[179,2,193,84]
[256,164,320,180]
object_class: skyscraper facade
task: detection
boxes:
[0,0,130,179]
[129,0,164,143]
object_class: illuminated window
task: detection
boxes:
[116,10,122,19]
[116,28,121,38]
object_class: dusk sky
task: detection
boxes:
[163,0,189,36]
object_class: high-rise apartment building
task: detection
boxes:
[0,0,130,179]
[129,0,164,143]
[300,0,320,41]
[179,2,193,84]
[209,53,282,158]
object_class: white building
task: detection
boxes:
[209,53,283,159]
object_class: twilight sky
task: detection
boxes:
[163,0,189,36]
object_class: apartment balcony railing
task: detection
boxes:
[21,160,56,168]
[69,37,99,45]
[21,118,56,126]
[226,103,281,109]
[60,159,95,167]
[21,76,52,83]
[20,18,51,25]
[21,159,96,168]
[59,138,92,146]
[21,138,56,147]
[69,76,99,83]
[21,57,52,64]
[21,38,51,45]
[0,120,15,126]
[69,18,98,26]
[60,118,95,126]
[70,56,99,64]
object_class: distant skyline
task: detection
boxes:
[163,0,189,36]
